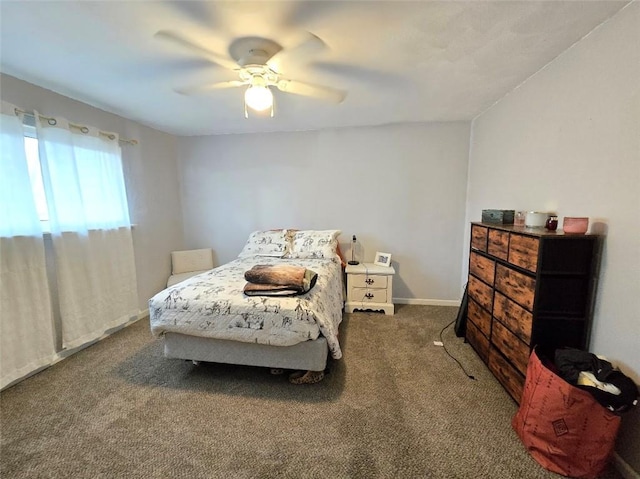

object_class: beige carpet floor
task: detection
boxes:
[0,305,623,478]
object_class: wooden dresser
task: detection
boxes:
[466,222,601,402]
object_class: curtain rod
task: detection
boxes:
[14,108,138,145]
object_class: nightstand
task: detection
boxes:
[345,263,396,315]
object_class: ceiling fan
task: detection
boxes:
[155,30,347,118]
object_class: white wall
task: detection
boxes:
[177,122,471,303]
[466,3,639,471]
[0,74,185,311]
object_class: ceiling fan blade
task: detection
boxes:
[276,79,346,104]
[267,31,325,72]
[174,80,246,95]
[155,30,239,71]
[279,2,336,30]
[311,62,405,87]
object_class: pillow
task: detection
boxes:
[286,230,341,259]
[238,230,289,258]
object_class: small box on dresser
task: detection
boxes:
[466,222,601,402]
[481,209,515,225]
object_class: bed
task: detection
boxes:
[148,229,345,382]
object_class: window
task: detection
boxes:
[20,119,131,233]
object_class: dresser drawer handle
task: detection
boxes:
[365,293,374,299]
[365,278,374,285]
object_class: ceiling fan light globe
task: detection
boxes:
[245,86,273,111]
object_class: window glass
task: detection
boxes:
[23,135,50,229]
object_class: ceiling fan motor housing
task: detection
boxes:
[239,65,279,87]
[229,37,282,67]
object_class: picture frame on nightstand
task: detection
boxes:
[373,252,392,267]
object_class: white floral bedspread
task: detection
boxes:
[149,255,344,359]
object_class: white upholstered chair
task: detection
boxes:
[167,248,214,287]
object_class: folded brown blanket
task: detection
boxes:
[243,265,318,296]
[243,283,304,297]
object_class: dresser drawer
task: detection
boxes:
[509,234,539,273]
[494,264,536,311]
[493,292,533,344]
[469,252,495,286]
[488,229,509,260]
[471,224,488,252]
[468,275,494,312]
[468,298,491,338]
[466,320,489,363]
[349,274,388,289]
[488,347,525,402]
[491,320,530,376]
[350,287,387,303]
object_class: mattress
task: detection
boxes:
[149,255,344,359]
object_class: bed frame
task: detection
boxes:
[163,333,329,372]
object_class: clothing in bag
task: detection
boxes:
[554,348,639,414]
[512,348,621,479]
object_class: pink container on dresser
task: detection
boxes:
[563,217,589,234]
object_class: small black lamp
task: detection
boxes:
[348,235,359,265]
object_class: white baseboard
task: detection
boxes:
[394,298,461,307]
[138,308,150,320]
[613,453,640,479]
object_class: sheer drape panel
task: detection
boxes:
[36,114,138,349]
[0,103,44,237]
[53,229,138,347]
[36,121,131,231]
[0,101,56,389]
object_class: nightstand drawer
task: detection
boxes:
[349,274,388,289]
[350,287,387,303]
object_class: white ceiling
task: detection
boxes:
[0,1,629,136]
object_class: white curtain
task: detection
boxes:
[0,101,56,389]
[36,113,138,349]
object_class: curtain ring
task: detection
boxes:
[48,118,57,126]
[80,126,89,134]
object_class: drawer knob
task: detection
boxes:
[365,293,374,299]
[365,278,374,285]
